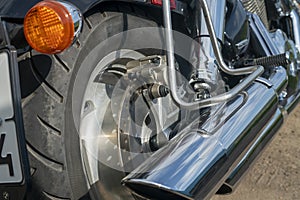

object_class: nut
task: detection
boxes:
[2,192,9,200]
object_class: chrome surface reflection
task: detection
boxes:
[224,12,300,192]
[122,81,279,200]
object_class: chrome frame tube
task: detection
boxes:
[290,9,300,51]
[162,0,264,110]
[199,0,259,75]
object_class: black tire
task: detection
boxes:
[22,4,164,200]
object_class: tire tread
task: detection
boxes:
[23,4,159,199]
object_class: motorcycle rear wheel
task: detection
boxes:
[23,4,166,199]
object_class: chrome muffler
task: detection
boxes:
[122,66,288,199]
[121,0,290,198]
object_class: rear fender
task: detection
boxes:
[0,0,185,19]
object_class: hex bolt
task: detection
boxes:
[3,192,9,200]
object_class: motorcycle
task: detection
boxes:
[0,0,299,199]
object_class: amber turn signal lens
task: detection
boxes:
[24,0,74,54]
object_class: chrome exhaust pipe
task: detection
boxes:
[220,9,300,192]
[219,108,284,194]
[222,92,300,194]
[223,68,299,193]
[122,76,284,199]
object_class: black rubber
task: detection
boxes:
[21,4,163,200]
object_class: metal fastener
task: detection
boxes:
[3,192,9,200]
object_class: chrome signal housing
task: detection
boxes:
[23,0,82,54]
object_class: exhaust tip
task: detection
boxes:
[216,183,233,194]
[123,179,190,200]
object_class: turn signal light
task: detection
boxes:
[24,0,74,54]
